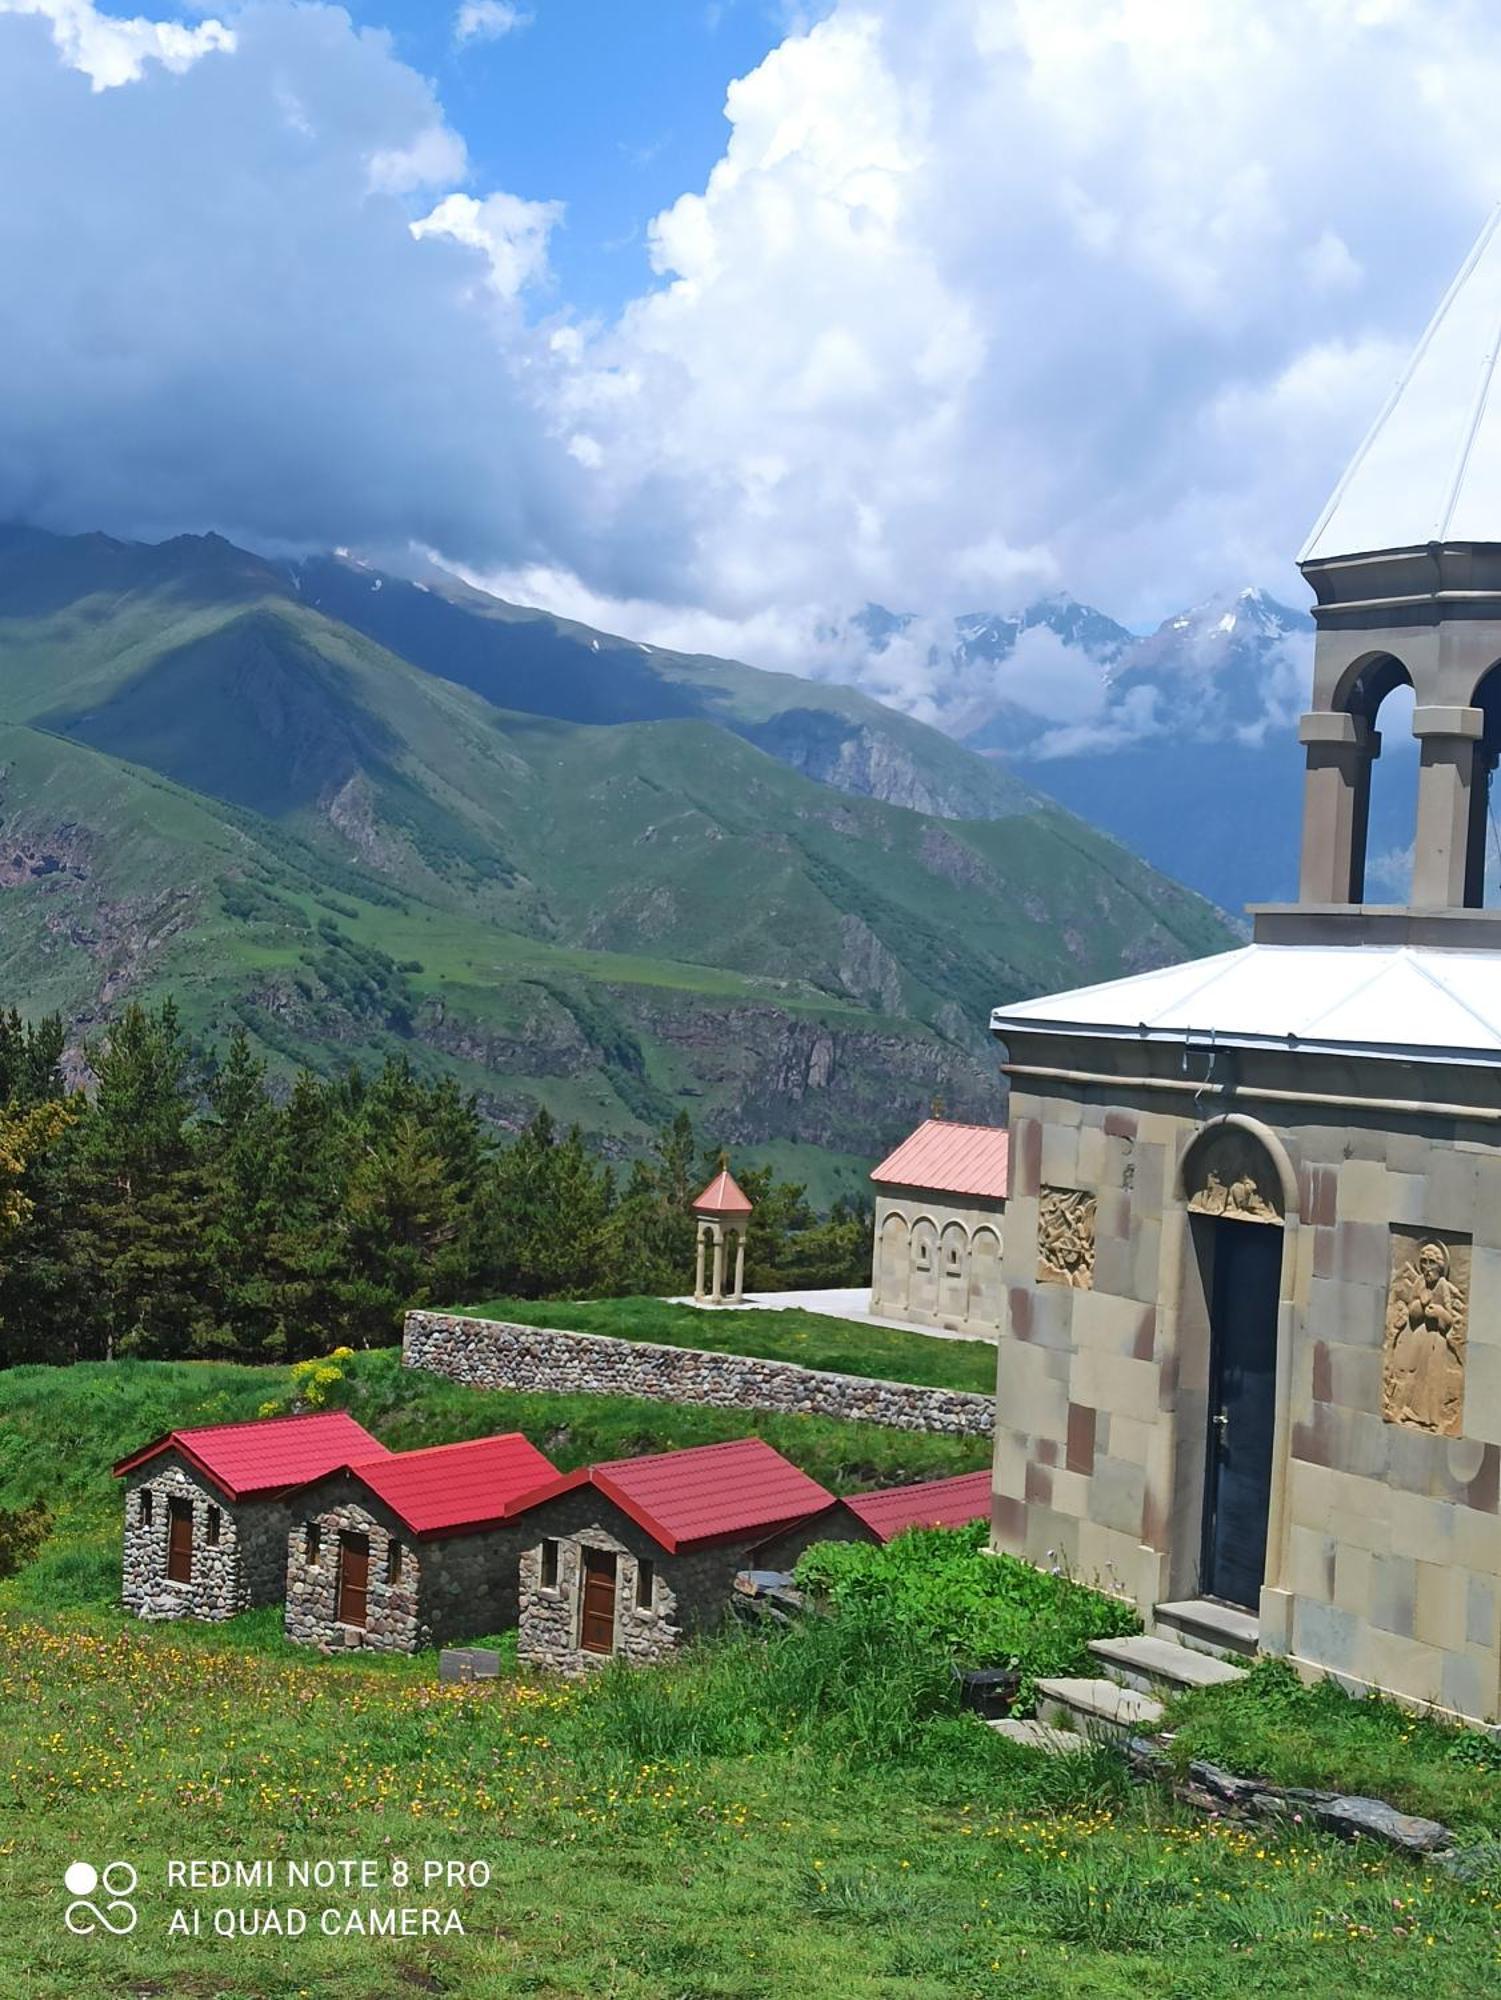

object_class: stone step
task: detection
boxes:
[987,1717,1089,1756]
[1153,1598,1260,1663]
[1089,1633,1247,1698]
[1034,1676,1165,1740]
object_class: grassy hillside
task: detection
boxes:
[0,525,1236,1170]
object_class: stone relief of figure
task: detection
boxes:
[1186,1134,1281,1224]
[1382,1237,1468,1437]
[1038,1187,1096,1289]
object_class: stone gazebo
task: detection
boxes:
[692,1168,753,1305]
[986,207,1501,1726]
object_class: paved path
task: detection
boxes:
[664,1285,996,1347]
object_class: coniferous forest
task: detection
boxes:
[0,1001,872,1367]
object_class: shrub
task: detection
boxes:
[0,1500,51,1580]
[794,1522,1138,1701]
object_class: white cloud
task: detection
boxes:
[454,1,530,46]
[0,1,587,569]
[0,0,233,90]
[411,191,562,298]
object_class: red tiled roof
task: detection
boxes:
[845,1469,993,1543]
[320,1433,559,1539]
[692,1168,753,1216]
[112,1411,387,1502]
[870,1119,1009,1200]
[511,1438,833,1554]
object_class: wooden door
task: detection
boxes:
[1202,1220,1281,1610]
[166,1497,193,1583]
[337,1532,370,1627]
[579,1547,617,1655]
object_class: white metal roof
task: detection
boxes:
[1302,208,1501,564]
[991,944,1501,1067]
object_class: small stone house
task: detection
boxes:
[113,1411,386,1622]
[870,1119,1008,1335]
[513,1437,833,1672]
[283,1432,557,1655]
[752,1467,994,1569]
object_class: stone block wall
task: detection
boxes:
[122,1454,289,1621]
[871,1190,1004,1336]
[515,1487,747,1674]
[404,1311,993,1437]
[993,1032,1501,1724]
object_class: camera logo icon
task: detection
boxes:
[64,1861,138,1936]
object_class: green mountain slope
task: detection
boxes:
[0,525,1234,1193]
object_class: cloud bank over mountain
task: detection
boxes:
[7,0,1501,702]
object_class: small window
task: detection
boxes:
[946,1246,961,1269]
[540,1538,559,1589]
[635,1558,655,1611]
[139,1489,154,1527]
[206,1505,220,1547]
[306,1522,321,1566]
[386,1539,403,1586]
[913,1240,932,1270]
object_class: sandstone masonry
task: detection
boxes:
[403,1311,993,1437]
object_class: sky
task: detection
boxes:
[4,0,1501,709]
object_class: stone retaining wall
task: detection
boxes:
[402,1311,994,1437]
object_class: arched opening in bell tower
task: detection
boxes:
[1317,651,1415,903]
[1463,661,1501,906]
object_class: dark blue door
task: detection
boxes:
[1202,1220,1281,1610]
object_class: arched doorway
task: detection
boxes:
[1182,1123,1286,1610]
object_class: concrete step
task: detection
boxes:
[1034,1676,1165,1740]
[1089,1633,1247,1698]
[1153,1598,1260,1663]
[987,1717,1089,1756]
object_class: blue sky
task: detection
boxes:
[197,0,797,314]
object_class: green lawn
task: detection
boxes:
[458,1295,998,1395]
[5,1359,1501,1996]
[7,1605,1501,1998]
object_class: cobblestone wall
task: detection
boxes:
[515,1488,745,1674]
[283,1475,527,1655]
[121,1455,288,1621]
[404,1312,993,1437]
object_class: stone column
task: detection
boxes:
[731,1229,746,1303]
[710,1227,725,1304]
[1411,706,1484,908]
[694,1224,708,1303]
[1296,710,1379,905]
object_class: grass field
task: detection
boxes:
[458,1296,999,1395]
[5,1358,1501,1997]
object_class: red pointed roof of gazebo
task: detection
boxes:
[692,1168,753,1217]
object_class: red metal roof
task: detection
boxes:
[112,1410,387,1502]
[845,1469,993,1542]
[692,1168,753,1216]
[870,1119,1009,1200]
[511,1438,833,1554]
[323,1433,559,1539]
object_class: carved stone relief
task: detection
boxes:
[1185,1128,1282,1224]
[1038,1187,1095,1289]
[1382,1229,1469,1438]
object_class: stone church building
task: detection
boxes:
[989,210,1501,1724]
[869,1118,1008,1335]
